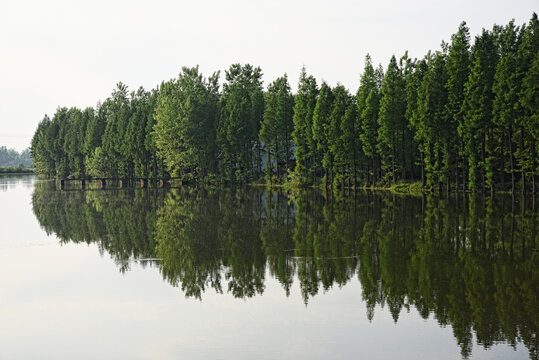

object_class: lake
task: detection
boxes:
[0,175,536,360]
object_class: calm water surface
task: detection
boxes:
[0,175,536,360]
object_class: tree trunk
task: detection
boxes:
[501,134,505,191]
[455,148,459,192]
[402,122,406,180]
[481,130,486,194]
[509,126,515,194]
[532,137,536,194]
[438,149,442,193]
[521,127,526,195]
[372,156,376,186]
[421,153,425,188]
[268,149,272,186]
[275,135,279,181]
[392,146,396,186]
[353,148,357,188]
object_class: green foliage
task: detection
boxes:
[357,54,382,185]
[0,146,32,168]
[292,67,318,183]
[154,67,220,179]
[0,164,33,173]
[416,51,448,189]
[85,147,112,178]
[445,22,471,189]
[217,64,264,183]
[377,55,406,184]
[462,29,498,191]
[260,74,294,183]
[516,13,539,192]
[29,13,537,192]
[493,21,522,192]
[312,82,334,183]
[327,84,352,188]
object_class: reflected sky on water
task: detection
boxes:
[0,175,536,360]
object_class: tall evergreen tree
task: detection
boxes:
[328,85,352,188]
[312,82,334,185]
[31,115,55,176]
[340,97,359,187]
[217,64,264,183]
[399,52,418,181]
[408,58,429,186]
[357,54,382,185]
[64,107,88,177]
[47,107,70,177]
[260,74,294,183]
[517,13,539,193]
[445,22,471,191]
[493,21,521,193]
[292,67,319,184]
[416,51,449,190]
[462,30,498,191]
[102,83,131,177]
[378,55,406,185]
[154,66,220,180]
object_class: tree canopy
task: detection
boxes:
[31,14,538,193]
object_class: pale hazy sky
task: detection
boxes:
[0,0,536,151]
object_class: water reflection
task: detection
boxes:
[0,174,36,191]
[32,182,537,359]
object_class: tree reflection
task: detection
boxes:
[32,182,537,359]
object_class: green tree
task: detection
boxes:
[260,74,294,183]
[406,58,429,185]
[493,21,521,193]
[47,107,70,177]
[340,97,359,187]
[292,67,319,184]
[154,67,220,180]
[445,22,471,191]
[328,84,352,188]
[312,82,334,185]
[517,13,539,193]
[377,55,406,185]
[31,115,55,176]
[217,64,264,183]
[357,54,382,185]
[416,51,449,190]
[102,83,132,177]
[462,30,498,191]
[64,107,88,177]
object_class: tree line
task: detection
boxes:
[32,184,537,359]
[31,14,538,192]
[0,146,32,168]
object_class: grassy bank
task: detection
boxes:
[250,179,426,195]
[0,166,34,175]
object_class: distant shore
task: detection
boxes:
[0,167,34,175]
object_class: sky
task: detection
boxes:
[0,0,536,151]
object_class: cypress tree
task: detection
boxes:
[406,58,428,184]
[445,22,471,191]
[154,67,220,180]
[378,55,406,185]
[416,51,448,190]
[328,84,352,188]
[312,82,334,185]
[217,64,264,183]
[493,21,521,193]
[517,13,539,194]
[357,54,381,186]
[292,67,319,184]
[260,74,294,183]
[462,30,498,192]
